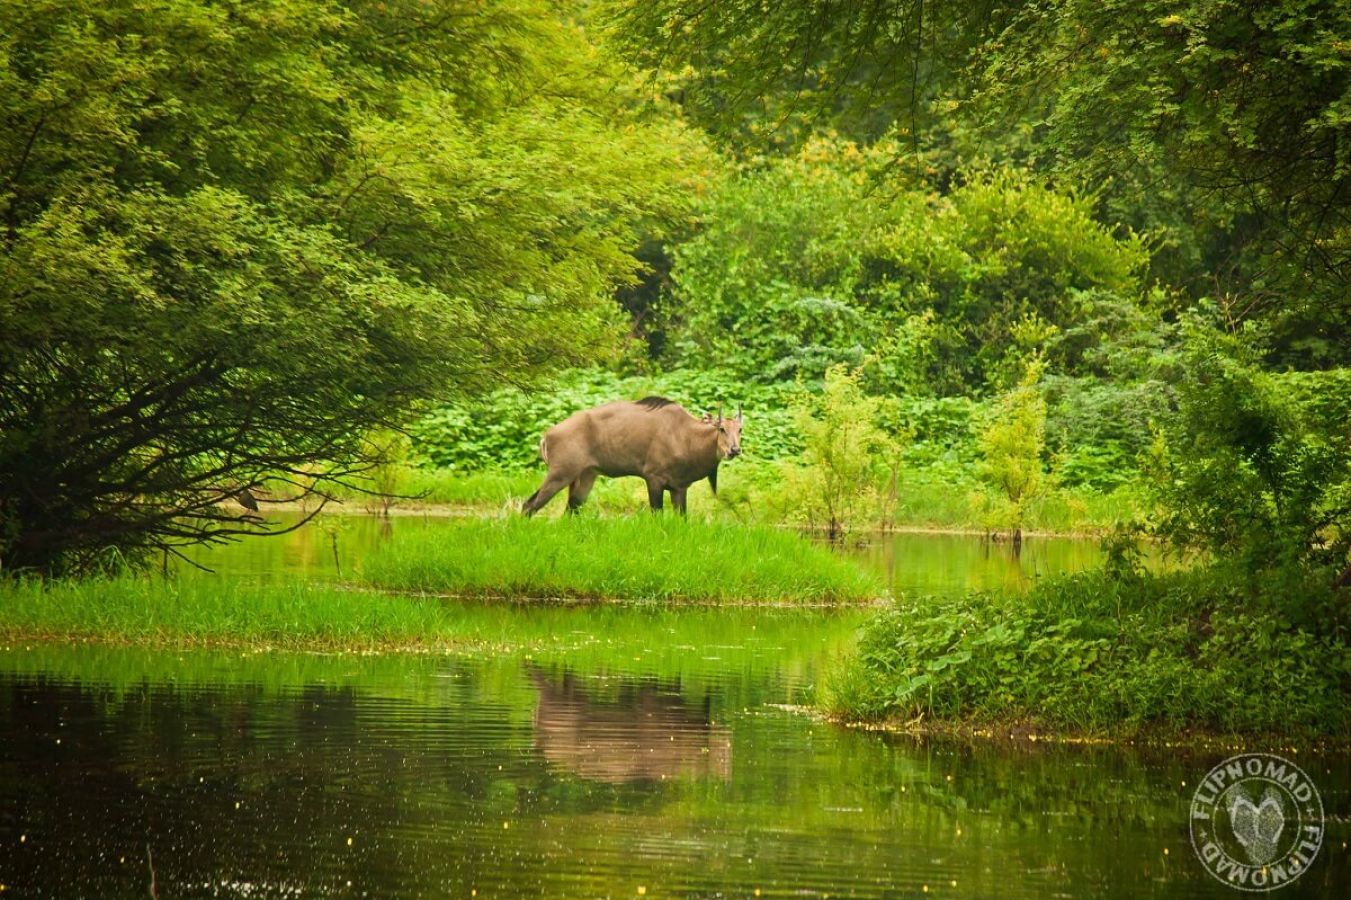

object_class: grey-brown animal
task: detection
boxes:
[522,397,743,515]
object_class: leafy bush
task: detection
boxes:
[662,144,881,383]
[830,565,1351,736]
[662,144,1150,392]
[779,366,904,536]
[1150,322,1351,578]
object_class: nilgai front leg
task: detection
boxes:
[645,477,665,511]
[670,486,688,515]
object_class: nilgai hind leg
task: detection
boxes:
[566,469,599,514]
[523,470,573,516]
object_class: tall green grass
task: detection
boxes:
[359,516,883,603]
[0,571,872,653]
[0,577,473,650]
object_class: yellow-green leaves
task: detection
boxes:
[977,358,1048,541]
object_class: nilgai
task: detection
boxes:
[522,397,743,515]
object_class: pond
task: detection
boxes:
[2,517,1345,897]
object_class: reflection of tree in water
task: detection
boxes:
[530,667,731,784]
[0,666,538,896]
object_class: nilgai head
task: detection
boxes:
[703,405,744,459]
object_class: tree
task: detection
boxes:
[785,365,902,538]
[977,357,1048,549]
[608,0,1351,367]
[973,0,1351,367]
[0,0,705,574]
[603,0,998,154]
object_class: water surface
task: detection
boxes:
[3,639,1345,898]
[2,519,1344,897]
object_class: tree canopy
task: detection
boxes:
[0,0,705,573]
[652,139,1147,392]
[606,0,1351,366]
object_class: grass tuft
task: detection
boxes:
[359,516,883,603]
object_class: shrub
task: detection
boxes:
[661,145,1149,392]
[829,565,1351,737]
[1150,321,1351,580]
[780,366,905,536]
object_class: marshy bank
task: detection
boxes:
[3,514,1342,745]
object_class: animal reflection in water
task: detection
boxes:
[530,668,732,784]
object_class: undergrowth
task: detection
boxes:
[828,564,1351,738]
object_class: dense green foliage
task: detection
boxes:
[361,516,883,603]
[0,0,702,573]
[608,0,1351,368]
[657,145,1147,391]
[974,0,1351,366]
[830,565,1351,737]
[1150,323,1351,577]
[604,0,986,151]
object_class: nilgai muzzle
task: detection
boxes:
[522,397,743,515]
